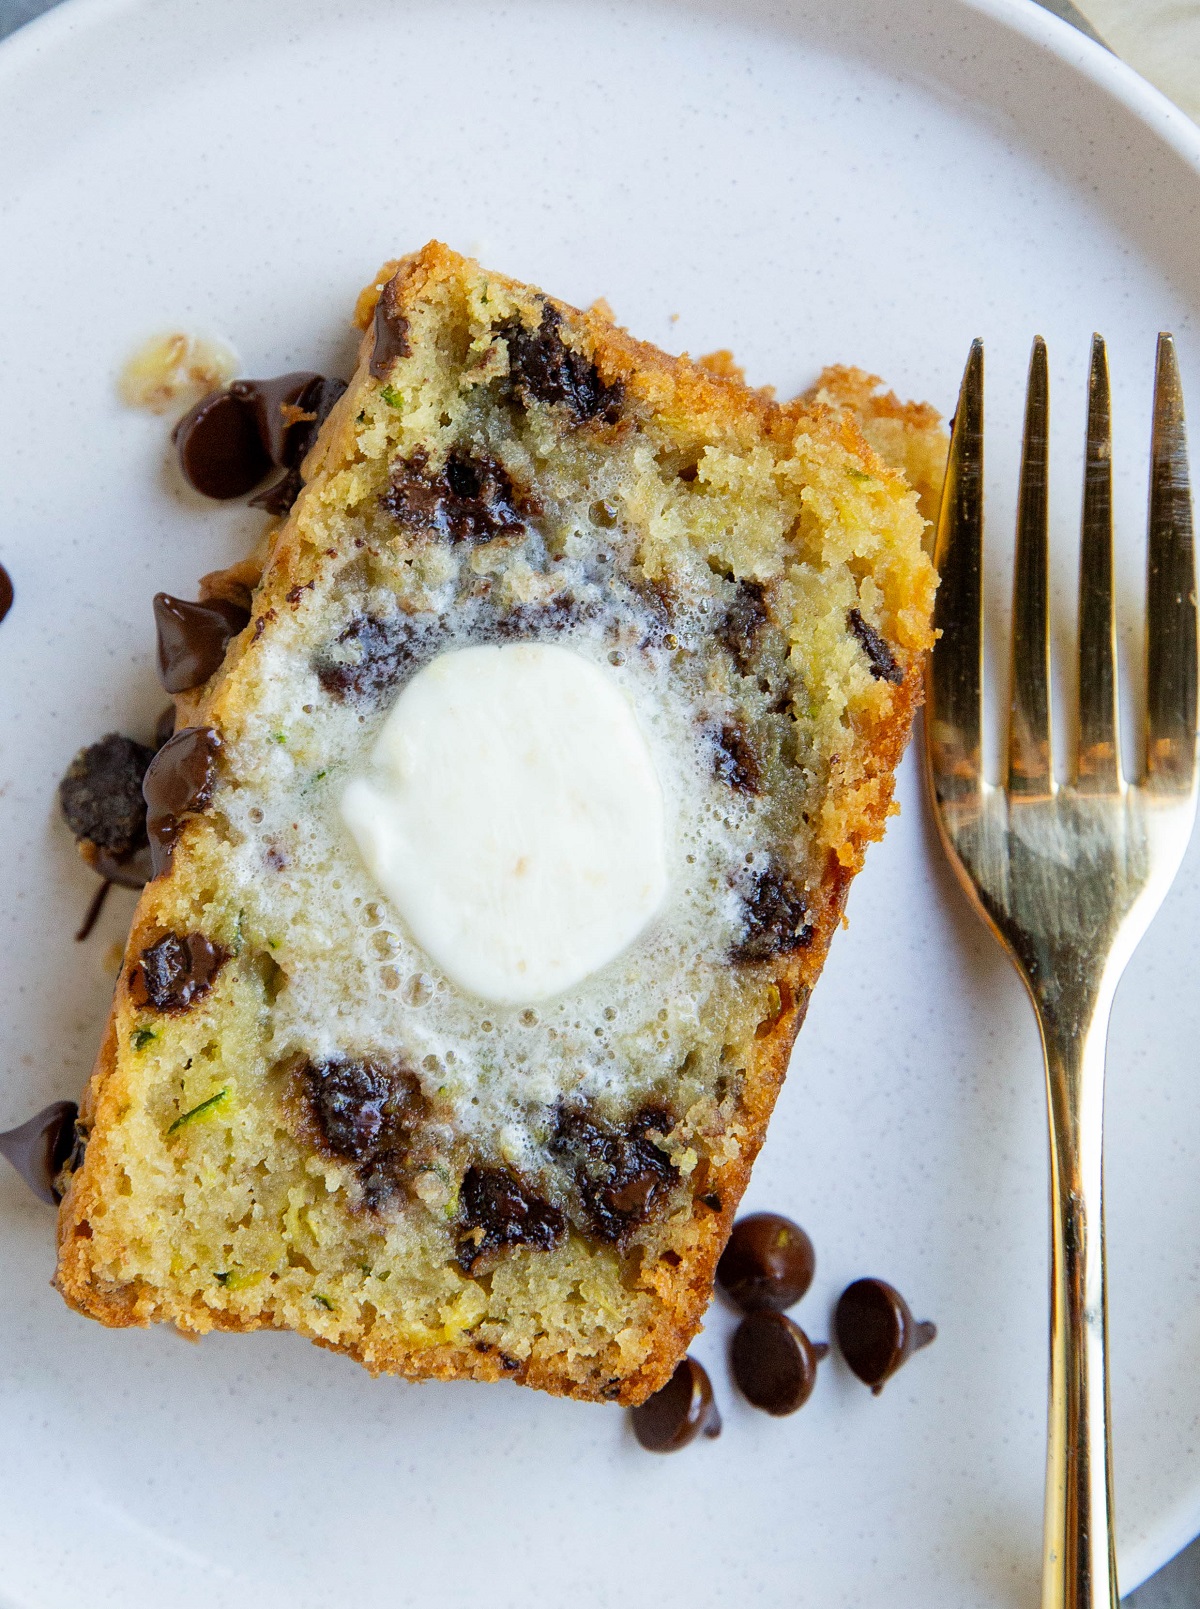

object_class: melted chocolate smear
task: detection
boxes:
[631,1357,721,1452]
[834,1277,936,1394]
[154,704,177,749]
[381,447,530,544]
[716,1212,815,1313]
[142,726,221,877]
[154,594,251,694]
[0,1100,79,1204]
[718,580,769,675]
[489,590,592,642]
[633,579,677,651]
[59,734,155,857]
[553,1104,678,1244]
[370,274,411,379]
[174,390,271,499]
[847,607,903,685]
[130,931,227,1012]
[732,866,813,963]
[75,879,113,942]
[731,1311,828,1415]
[0,562,12,624]
[712,721,761,795]
[457,1166,565,1271]
[315,613,445,704]
[303,1056,428,1211]
[499,304,622,424]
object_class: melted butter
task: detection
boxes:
[340,643,669,1005]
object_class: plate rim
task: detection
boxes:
[1,0,1198,1598]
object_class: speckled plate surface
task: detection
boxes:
[1,1,1199,1604]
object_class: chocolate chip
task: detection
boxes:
[0,562,12,624]
[717,1212,815,1313]
[847,607,903,685]
[381,447,529,544]
[0,1100,79,1205]
[174,389,271,499]
[59,734,155,857]
[231,372,320,466]
[731,1311,828,1415]
[732,865,813,963]
[553,1104,678,1244]
[498,304,622,424]
[174,373,346,505]
[142,726,221,877]
[369,273,410,380]
[130,931,228,1012]
[717,580,769,674]
[631,1357,721,1451]
[712,720,761,794]
[456,1165,566,1271]
[153,594,251,694]
[834,1277,937,1393]
[302,1056,428,1210]
[236,373,348,513]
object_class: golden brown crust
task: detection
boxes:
[57,243,939,1404]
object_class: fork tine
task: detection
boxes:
[1008,337,1053,797]
[1145,333,1198,790]
[1077,334,1121,792]
[928,339,984,799]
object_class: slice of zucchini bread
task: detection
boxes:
[56,243,940,1404]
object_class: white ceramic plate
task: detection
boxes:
[2,1,1198,1603]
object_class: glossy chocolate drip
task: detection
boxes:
[153,593,250,693]
[173,389,271,498]
[0,562,12,624]
[143,725,221,876]
[369,275,410,379]
[0,1100,78,1205]
[631,1357,721,1452]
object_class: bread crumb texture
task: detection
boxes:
[57,244,942,1404]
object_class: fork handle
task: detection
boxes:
[1038,995,1119,1609]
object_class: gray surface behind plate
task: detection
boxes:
[0,0,1195,1604]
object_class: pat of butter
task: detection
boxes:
[340,642,669,1004]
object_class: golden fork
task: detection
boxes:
[925,333,1198,1609]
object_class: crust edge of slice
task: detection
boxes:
[55,242,938,1405]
